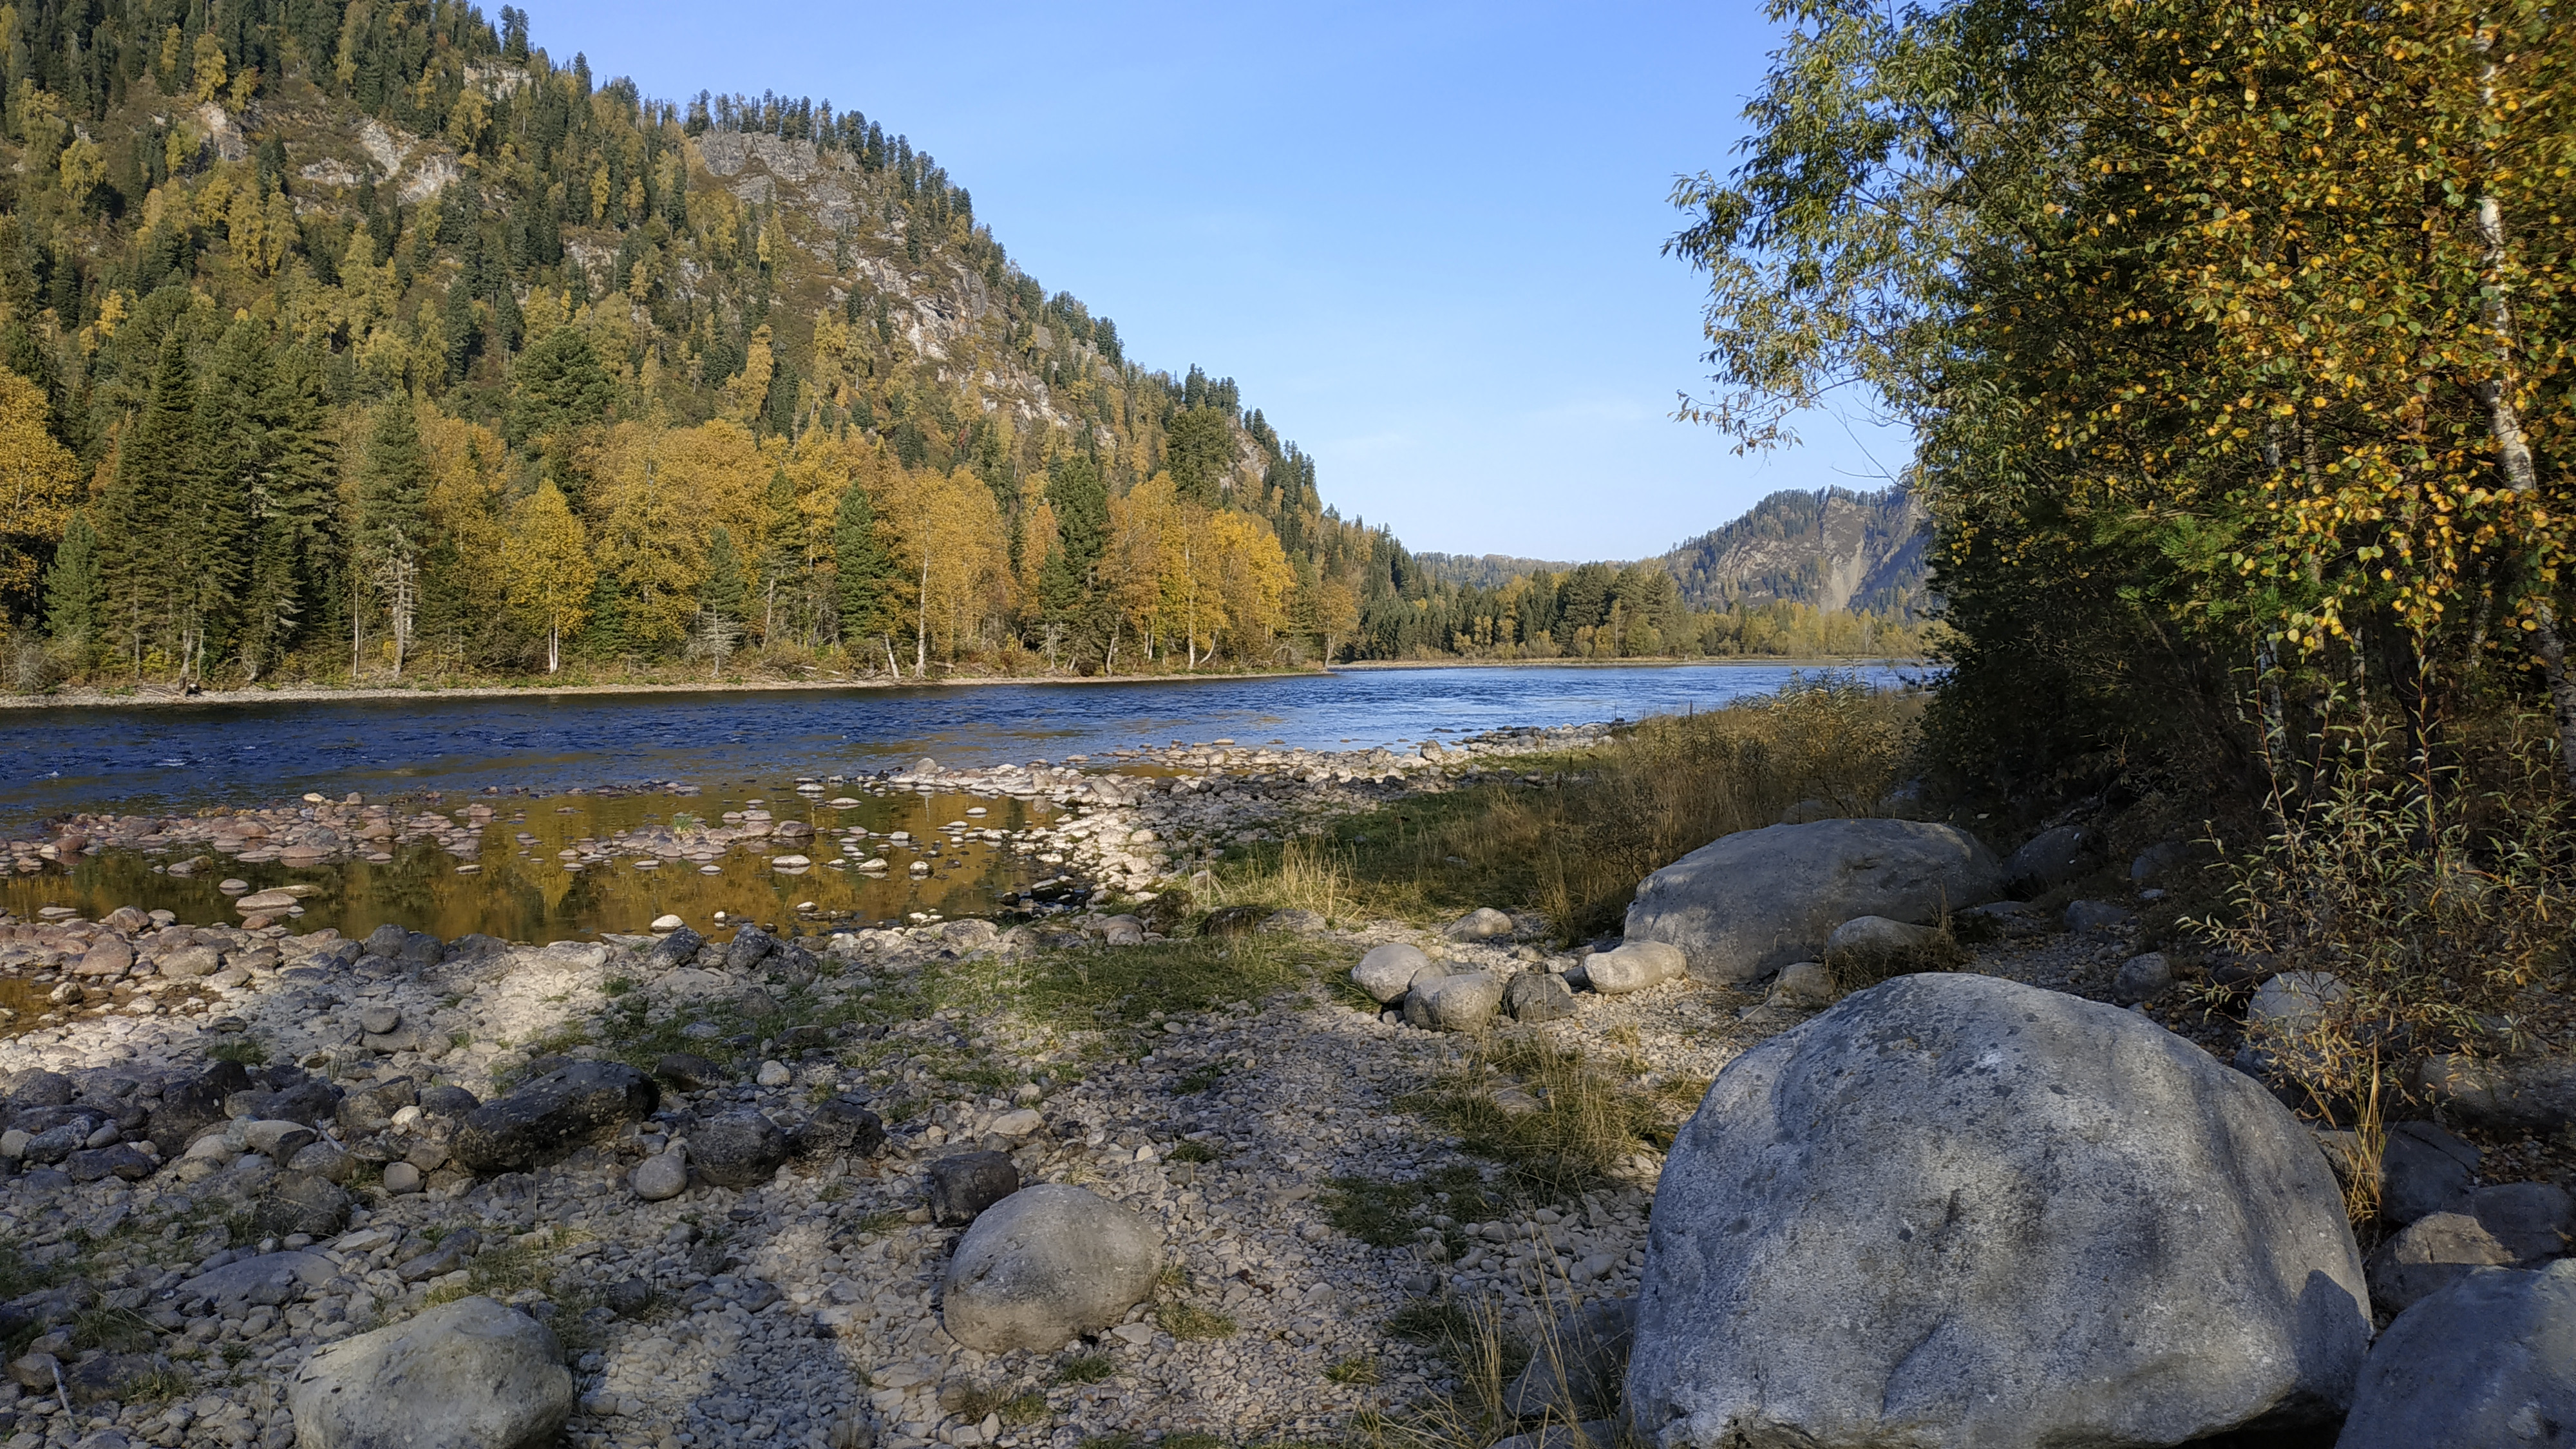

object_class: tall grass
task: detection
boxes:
[1218,674,1920,940]
[2199,697,2573,1225]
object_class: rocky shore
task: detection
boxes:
[0,724,2563,1449]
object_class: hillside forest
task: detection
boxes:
[0,0,1920,692]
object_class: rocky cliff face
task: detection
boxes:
[1662,484,1929,617]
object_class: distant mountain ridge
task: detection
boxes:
[1417,483,1931,619]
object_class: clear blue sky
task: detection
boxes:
[531,0,1910,561]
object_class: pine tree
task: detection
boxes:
[833,479,897,672]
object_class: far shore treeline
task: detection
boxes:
[0,0,1924,692]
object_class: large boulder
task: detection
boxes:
[2381,1121,2478,1226]
[2336,1260,2576,1449]
[1624,819,2003,984]
[289,1295,573,1449]
[451,1063,658,1175]
[941,1185,1164,1352]
[1625,972,2369,1448]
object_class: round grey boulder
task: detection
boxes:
[1624,818,2003,984]
[1403,972,1505,1032]
[1627,972,2369,1449]
[1352,943,1438,1004]
[289,1294,573,1449]
[2336,1260,2576,1449]
[942,1185,1164,1352]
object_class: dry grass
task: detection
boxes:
[1413,1034,1673,1199]
[1220,674,1920,940]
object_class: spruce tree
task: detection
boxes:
[355,398,433,676]
[833,479,896,670]
[757,467,802,645]
[41,513,99,661]
[700,527,746,622]
[241,343,340,677]
[98,333,200,670]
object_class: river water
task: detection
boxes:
[0,662,1915,940]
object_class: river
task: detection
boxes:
[0,662,1917,940]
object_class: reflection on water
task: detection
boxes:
[0,786,1058,941]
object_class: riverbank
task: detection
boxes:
[0,716,2558,1448]
[0,664,1329,713]
[1332,654,1929,672]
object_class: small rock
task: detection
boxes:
[690,1112,789,1189]
[605,1278,654,1316]
[2470,1181,2574,1265]
[1505,972,1577,1023]
[755,1061,793,1088]
[289,1296,573,1449]
[2382,1121,2479,1226]
[359,1005,401,1035]
[1765,961,1839,1010]
[1099,915,1145,946]
[1824,915,1940,957]
[2062,899,2136,934]
[243,1119,317,1159]
[990,1108,1043,1138]
[650,914,685,933]
[1583,940,1685,995]
[1505,1297,1638,1419]
[1258,908,1327,934]
[630,1149,688,1202]
[1402,972,1505,1032]
[2112,952,2174,1005]
[1352,943,1438,1004]
[1444,907,1513,942]
[929,1151,1022,1226]
[2366,1211,2515,1314]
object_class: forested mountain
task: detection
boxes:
[1662,484,1927,618]
[0,0,1922,688]
[1409,484,1932,658]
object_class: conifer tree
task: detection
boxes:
[757,466,802,645]
[41,513,99,662]
[98,333,201,672]
[240,343,341,679]
[833,478,897,673]
[355,399,433,677]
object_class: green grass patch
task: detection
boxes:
[1413,1034,1672,1198]
[205,1036,268,1065]
[1003,936,1327,1034]
[1168,1140,1220,1164]
[1054,1354,1117,1385]
[1157,1302,1238,1341]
